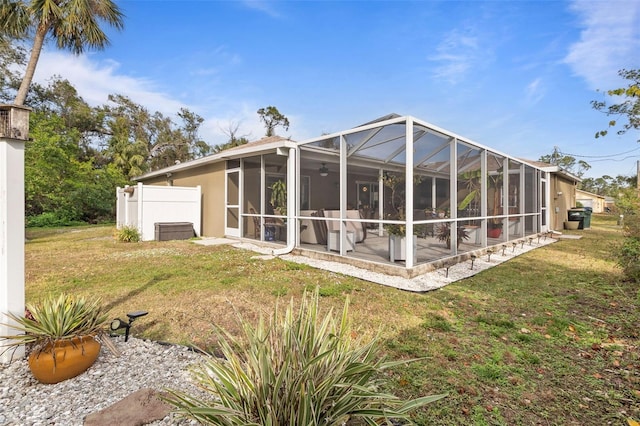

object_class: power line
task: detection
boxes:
[587,155,640,163]
[558,146,640,159]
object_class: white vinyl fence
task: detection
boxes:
[116,183,202,241]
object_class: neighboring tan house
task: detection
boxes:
[130,114,553,278]
[576,189,606,213]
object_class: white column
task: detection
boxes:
[431,178,437,211]
[0,134,26,363]
[339,135,347,255]
[287,148,296,246]
[480,150,488,247]
[449,138,458,255]
[137,182,144,239]
[405,118,414,268]
[378,168,384,237]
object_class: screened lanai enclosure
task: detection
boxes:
[239,114,548,276]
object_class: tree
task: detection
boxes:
[27,76,106,162]
[0,0,124,105]
[25,110,127,225]
[103,95,211,176]
[148,108,211,170]
[539,146,591,177]
[0,35,25,101]
[257,105,289,137]
[592,68,640,141]
[212,121,251,153]
[580,174,637,196]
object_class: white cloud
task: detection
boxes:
[564,0,640,90]
[241,0,282,19]
[25,50,306,162]
[484,112,517,131]
[188,45,242,78]
[202,105,306,147]
[30,51,264,146]
[202,102,263,143]
[429,28,486,84]
[35,51,186,115]
[525,77,545,105]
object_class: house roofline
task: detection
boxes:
[519,159,582,183]
[134,136,297,181]
[576,188,605,199]
[551,167,582,183]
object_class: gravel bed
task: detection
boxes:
[231,235,558,292]
[0,337,206,425]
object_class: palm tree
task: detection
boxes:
[0,0,124,106]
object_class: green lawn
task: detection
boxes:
[25,214,639,425]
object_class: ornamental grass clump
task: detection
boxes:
[2,293,108,350]
[0,293,110,355]
[166,289,446,425]
[115,225,141,242]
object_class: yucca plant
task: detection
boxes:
[166,289,446,425]
[0,293,110,355]
[115,225,141,242]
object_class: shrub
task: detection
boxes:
[615,187,639,217]
[115,226,140,242]
[166,289,446,425]
[618,235,640,282]
[615,192,640,281]
[26,211,85,228]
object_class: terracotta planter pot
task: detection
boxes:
[487,227,502,238]
[28,336,101,384]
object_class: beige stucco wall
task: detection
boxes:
[138,162,226,237]
[549,173,577,231]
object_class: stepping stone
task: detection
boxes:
[84,388,172,426]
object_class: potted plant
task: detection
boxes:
[269,180,287,216]
[385,219,421,262]
[487,167,505,236]
[487,220,503,238]
[458,168,506,236]
[457,169,481,219]
[382,172,425,262]
[435,223,471,249]
[0,293,110,384]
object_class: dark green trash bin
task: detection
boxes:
[583,207,592,229]
[568,208,585,230]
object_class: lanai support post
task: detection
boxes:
[405,117,414,268]
[0,105,30,363]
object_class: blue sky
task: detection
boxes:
[32,0,640,179]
